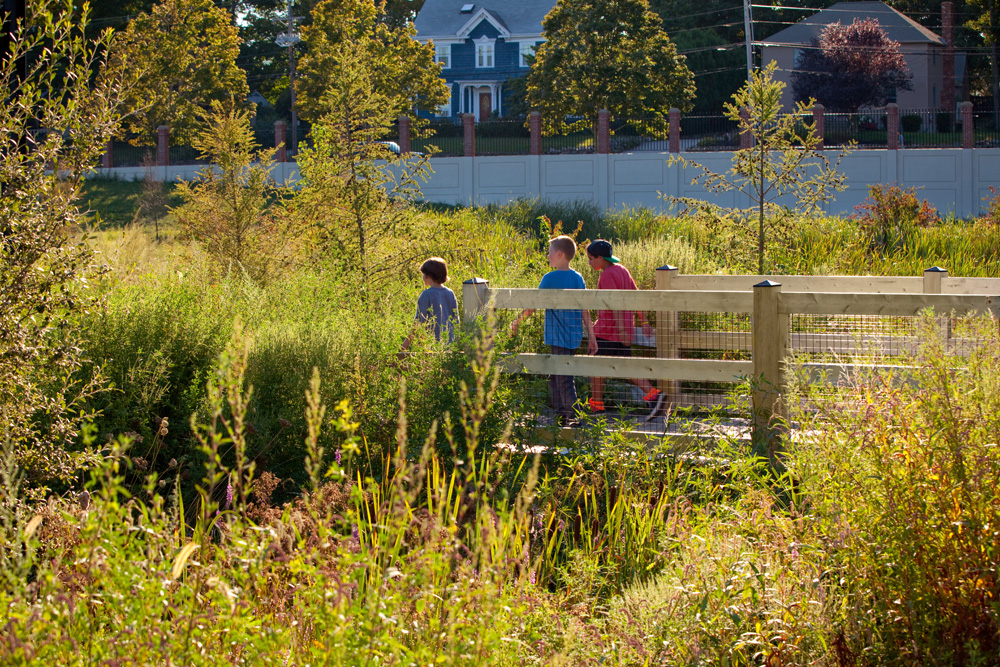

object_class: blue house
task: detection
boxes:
[413,0,557,120]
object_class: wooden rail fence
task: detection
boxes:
[463,267,1000,439]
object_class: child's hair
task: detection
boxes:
[548,235,577,260]
[420,257,448,284]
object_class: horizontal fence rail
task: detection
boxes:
[466,268,1000,437]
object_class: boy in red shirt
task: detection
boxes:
[585,240,663,413]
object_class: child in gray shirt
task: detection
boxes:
[401,257,459,351]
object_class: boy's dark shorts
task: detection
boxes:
[595,338,631,357]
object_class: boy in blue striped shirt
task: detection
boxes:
[511,236,597,426]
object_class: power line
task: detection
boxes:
[661,4,744,24]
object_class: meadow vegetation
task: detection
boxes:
[5,167,1000,664]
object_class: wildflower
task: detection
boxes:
[225,475,233,510]
[335,448,342,465]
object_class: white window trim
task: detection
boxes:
[435,43,451,69]
[475,36,495,68]
[519,41,537,68]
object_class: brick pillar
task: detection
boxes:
[887,104,900,150]
[962,101,974,148]
[398,115,411,155]
[102,139,113,169]
[668,107,680,153]
[462,113,475,157]
[740,107,752,149]
[274,120,287,163]
[156,125,169,167]
[529,111,541,155]
[597,109,610,154]
[942,1,955,116]
[812,104,824,149]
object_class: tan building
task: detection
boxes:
[760,1,951,111]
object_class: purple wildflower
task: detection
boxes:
[335,448,342,465]
[351,524,360,546]
[224,476,233,510]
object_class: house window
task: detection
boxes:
[435,43,450,69]
[476,39,494,68]
[519,41,536,68]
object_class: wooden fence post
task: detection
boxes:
[752,280,785,454]
[655,265,680,404]
[462,277,490,324]
[924,265,951,342]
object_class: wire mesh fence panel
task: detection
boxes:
[974,111,1000,148]
[680,115,740,152]
[786,313,995,410]
[414,119,464,156]
[476,118,531,156]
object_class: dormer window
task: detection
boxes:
[475,36,494,68]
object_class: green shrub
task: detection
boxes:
[789,315,1000,663]
[852,183,940,255]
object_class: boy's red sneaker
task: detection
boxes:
[643,388,662,403]
[588,398,605,412]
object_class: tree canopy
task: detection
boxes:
[112,0,248,145]
[526,0,696,131]
[295,0,446,123]
[792,18,913,112]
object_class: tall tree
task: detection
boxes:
[1,0,129,485]
[526,0,696,135]
[666,63,848,274]
[648,0,747,114]
[967,0,1000,124]
[112,0,249,145]
[295,0,446,123]
[792,18,913,112]
[294,41,439,291]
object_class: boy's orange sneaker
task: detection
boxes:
[588,398,605,412]
[643,388,662,403]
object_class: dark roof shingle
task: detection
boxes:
[762,1,943,46]
[414,0,556,39]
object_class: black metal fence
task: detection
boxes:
[95,106,997,166]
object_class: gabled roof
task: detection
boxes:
[414,0,556,40]
[456,7,509,38]
[761,2,944,47]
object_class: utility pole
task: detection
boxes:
[743,0,754,84]
[275,0,302,155]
